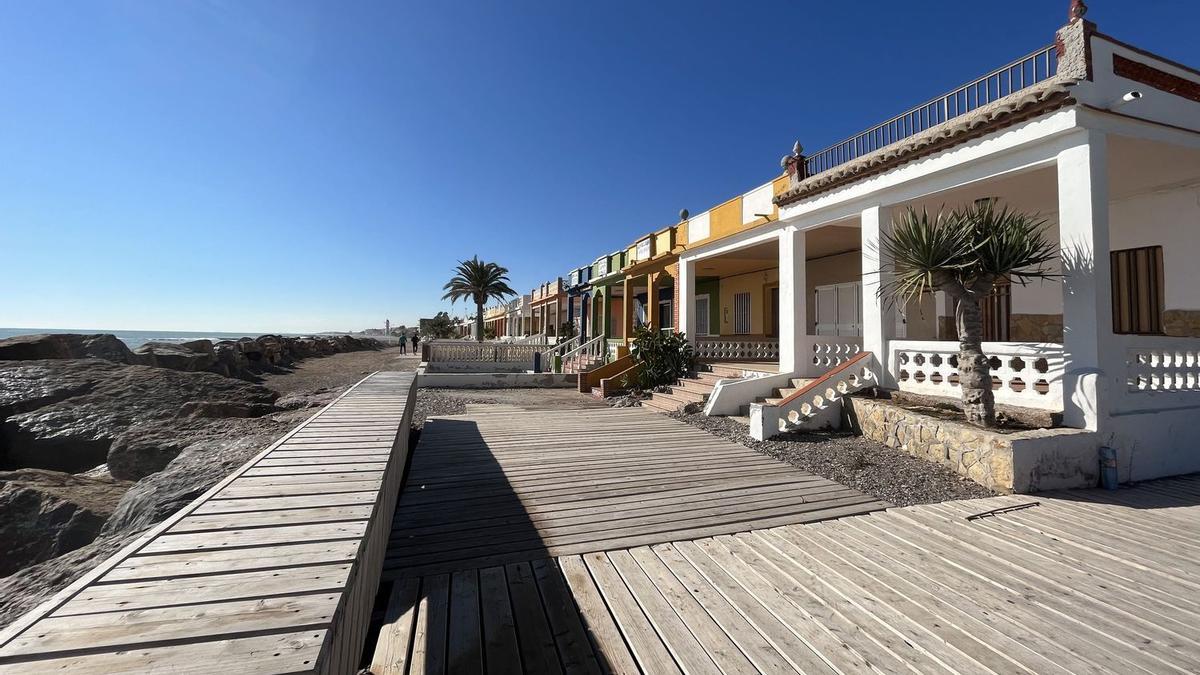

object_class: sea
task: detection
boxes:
[0,328,338,350]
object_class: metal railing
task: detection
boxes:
[561,334,608,369]
[804,44,1058,177]
[540,335,581,372]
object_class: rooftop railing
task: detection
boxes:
[804,44,1059,177]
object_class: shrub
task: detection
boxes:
[625,326,694,390]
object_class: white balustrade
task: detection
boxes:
[889,340,1064,410]
[696,338,779,362]
[807,337,864,376]
[428,342,542,364]
[1124,337,1200,393]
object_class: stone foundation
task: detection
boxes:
[1009,313,1063,342]
[1163,309,1200,338]
[933,314,1063,342]
[844,396,1099,493]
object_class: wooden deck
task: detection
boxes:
[0,371,417,675]
[385,407,887,577]
[371,474,1200,674]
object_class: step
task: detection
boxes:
[698,363,759,379]
[641,396,680,414]
[653,390,704,408]
[674,378,716,396]
[727,415,751,426]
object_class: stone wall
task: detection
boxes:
[933,314,1064,342]
[1009,313,1063,342]
[1163,309,1200,338]
[844,396,1099,493]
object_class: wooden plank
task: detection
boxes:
[2,593,340,658]
[53,564,352,617]
[142,521,368,553]
[621,547,754,674]
[505,561,563,675]
[369,578,420,675]
[447,570,483,674]
[583,552,681,674]
[478,567,523,675]
[531,559,601,675]
[170,505,374,532]
[557,555,641,675]
[409,573,449,675]
[649,544,799,675]
[0,630,326,675]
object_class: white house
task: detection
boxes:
[676,3,1200,491]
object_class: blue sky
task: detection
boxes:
[2,1,1198,333]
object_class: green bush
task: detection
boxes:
[625,326,694,390]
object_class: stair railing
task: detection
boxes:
[560,334,608,372]
[540,335,581,372]
[749,351,878,440]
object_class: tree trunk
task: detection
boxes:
[954,294,996,427]
[475,304,485,343]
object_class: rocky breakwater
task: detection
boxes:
[0,345,376,629]
[0,331,382,382]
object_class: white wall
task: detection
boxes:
[1084,36,1200,135]
[1109,185,1200,310]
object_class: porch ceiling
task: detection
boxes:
[900,135,1200,215]
[695,225,861,276]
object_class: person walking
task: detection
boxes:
[397,333,407,354]
[410,332,420,356]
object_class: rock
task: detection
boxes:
[103,432,280,535]
[0,532,132,630]
[0,333,137,364]
[212,340,249,378]
[0,469,132,577]
[133,340,217,372]
[0,359,279,478]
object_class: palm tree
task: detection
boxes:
[442,257,517,342]
[878,200,1057,427]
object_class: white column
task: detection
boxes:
[1058,129,1112,431]
[861,205,896,387]
[778,226,808,374]
[679,256,696,340]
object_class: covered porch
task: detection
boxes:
[680,224,868,377]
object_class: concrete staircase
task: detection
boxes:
[561,354,604,374]
[718,376,815,425]
[642,363,772,415]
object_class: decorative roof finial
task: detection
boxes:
[781,140,808,182]
[1068,0,1088,22]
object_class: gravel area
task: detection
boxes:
[412,387,606,428]
[669,410,995,507]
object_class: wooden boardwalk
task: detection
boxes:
[385,407,887,577]
[0,371,417,675]
[371,474,1200,674]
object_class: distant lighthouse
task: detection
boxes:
[385,319,390,335]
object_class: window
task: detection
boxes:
[733,292,752,334]
[695,295,711,336]
[1111,246,1164,334]
[636,239,652,261]
[981,280,1011,341]
[658,299,673,330]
